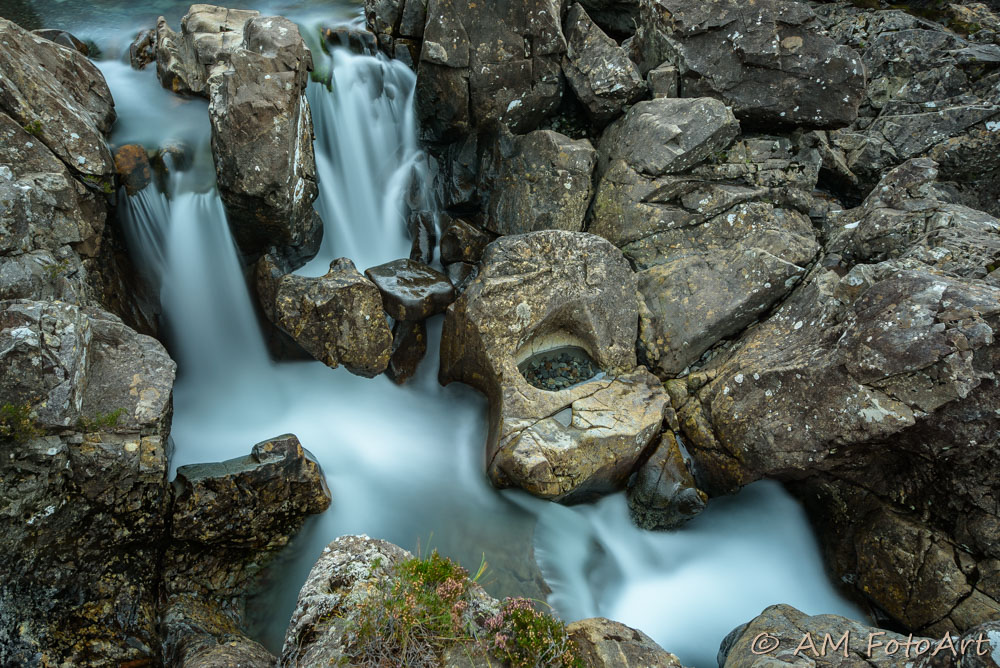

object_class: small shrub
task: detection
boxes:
[0,403,42,443]
[77,408,124,432]
[22,120,43,137]
[485,598,584,668]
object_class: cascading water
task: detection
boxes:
[100,19,863,667]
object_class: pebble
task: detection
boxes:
[520,349,601,392]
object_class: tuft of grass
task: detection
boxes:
[0,403,42,443]
[77,408,124,432]
[22,120,43,138]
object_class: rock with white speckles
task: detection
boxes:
[440,231,669,502]
[630,0,866,129]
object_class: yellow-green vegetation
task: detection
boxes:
[346,551,582,668]
[22,119,43,137]
[77,408,124,432]
[0,402,42,443]
[43,258,72,281]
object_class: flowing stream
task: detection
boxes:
[75,9,868,666]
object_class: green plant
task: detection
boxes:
[22,120,43,137]
[484,598,583,668]
[43,258,71,281]
[0,402,42,443]
[77,408,124,432]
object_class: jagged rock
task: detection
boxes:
[627,431,707,530]
[576,0,641,36]
[0,300,175,667]
[647,62,678,99]
[590,104,820,376]
[827,158,1000,282]
[440,217,491,265]
[440,231,669,502]
[720,604,938,667]
[408,211,437,264]
[568,618,684,668]
[155,7,320,261]
[129,28,157,70]
[161,596,275,668]
[0,250,90,305]
[272,258,392,377]
[32,29,89,55]
[631,0,866,128]
[562,3,646,126]
[446,262,479,294]
[387,319,428,384]
[480,128,597,235]
[113,144,153,196]
[0,18,116,186]
[365,258,456,321]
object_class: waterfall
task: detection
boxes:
[102,37,862,668]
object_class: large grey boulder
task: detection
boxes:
[631,0,866,128]
[0,300,176,667]
[563,3,647,126]
[480,128,597,236]
[156,6,320,261]
[440,231,669,502]
[268,258,393,378]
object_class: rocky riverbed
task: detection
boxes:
[2,0,1000,666]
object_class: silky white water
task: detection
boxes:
[104,34,862,667]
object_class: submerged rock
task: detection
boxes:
[364,258,456,321]
[273,258,392,378]
[441,231,668,502]
[631,0,866,128]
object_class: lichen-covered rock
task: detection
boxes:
[631,0,866,128]
[440,231,669,502]
[155,7,320,261]
[562,3,647,126]
[272,258,392,377]
[480,128,597,235]
[0,299,176,667]
[627,431,707,530]
[114,144,153,196]
[161,595,276,668]
[568,618,684,668]
[364,258,456,321]
[0,18,116,186]
[720,604,935,668]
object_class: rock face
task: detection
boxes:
[270,258,393,378]
[156,6,320,261]
[440,231,669,502]
[720,604,940,668]
[668,156,1000,634]
[364,258,456,321]
[563,3,647,126]
[626,431,707,530]
[0,299,176,667]
[568,618,683,668]
[163,434,330,667]
[631,0,866,128]
[480,128,598,236]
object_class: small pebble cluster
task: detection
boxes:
[520,349,601,391]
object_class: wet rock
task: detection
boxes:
[568,618,683,668]
[627,432,707,530]
[387,319,428,384]
[720,604,936,668]
[562,3,647,126]
[365,258,456,321]
[631,0,866,129]
[129,28,157,70]
[408,211,437,264]
[480,128,597,235]
[32,29,89,55]
[113,144,153,196]
[441,231,669,502]
[446,261,479,294]
[155,7,320,261]
[322,26,378,55]
[0,299,175,667]
[272,258,392,378]
[0,18,116,185]
[440,217,491,265]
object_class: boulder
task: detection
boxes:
[568,618,683,668]
[720,604,939,668]
[440,231,669,502]
[562,3,647,126]
[114,144,153,196]
[161,596,275,668]
[272,258,392,377]
[647,62,678,99]
[32,29,89,55]
[0,18,116,186]
[0,300,175,667]
[626,431,707,530]
[440,217,492,265]
[156,7,320,261]
[480,128,597,235]
[631,0,866,128]
[129,28,157,70]
[364,258,456,321]
[387,319,428,384]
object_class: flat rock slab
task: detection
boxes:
[365,258,455,321]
